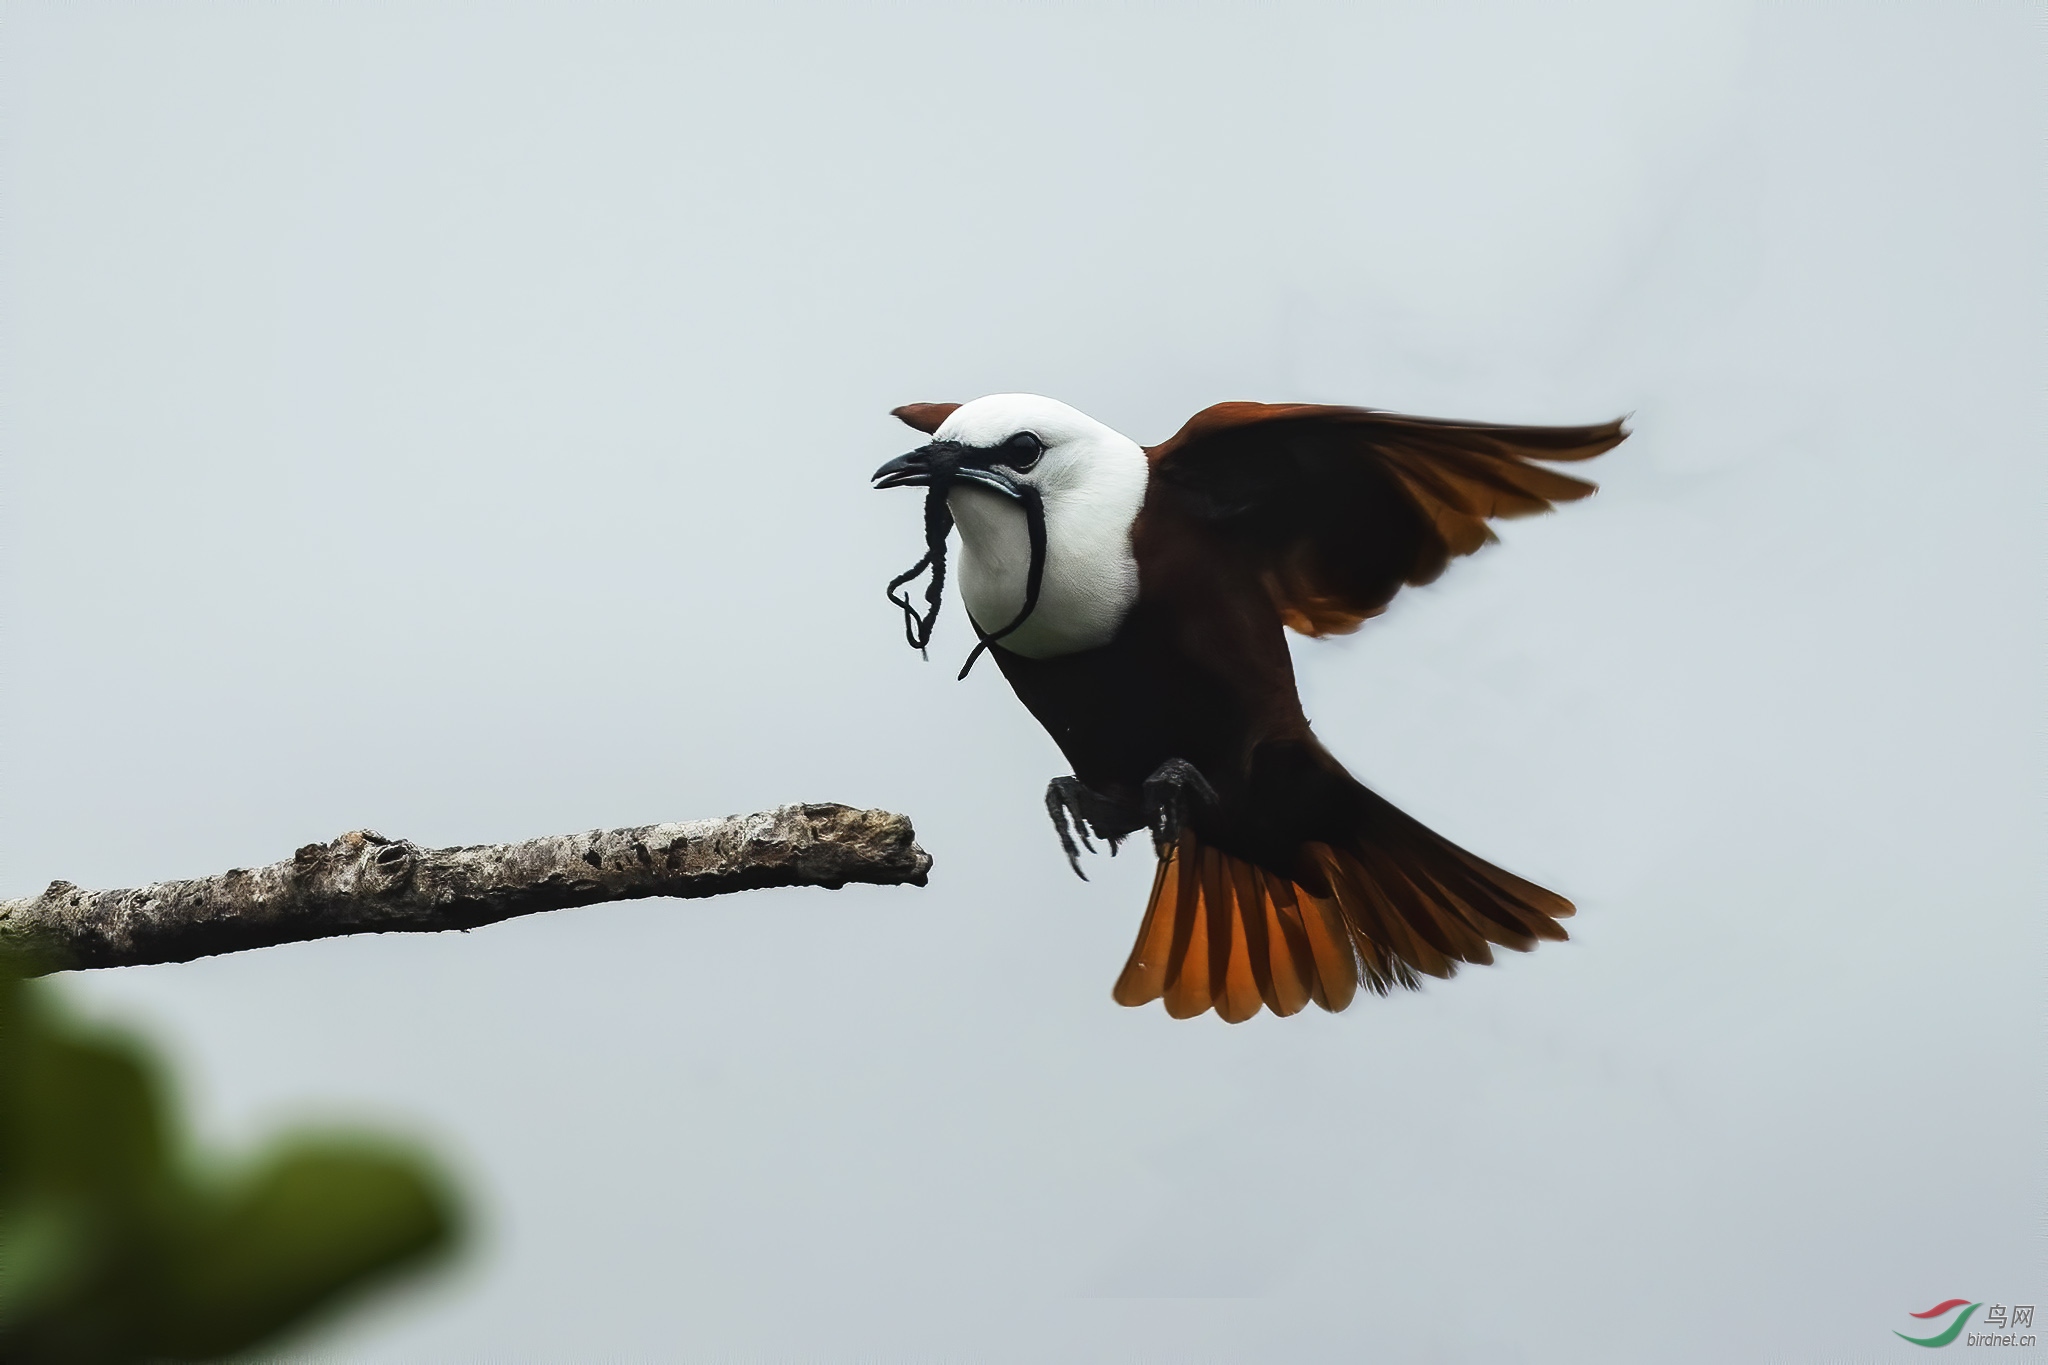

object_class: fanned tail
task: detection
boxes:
[1113,794,1572,1023]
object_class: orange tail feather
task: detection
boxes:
[1113,816,1572,1022]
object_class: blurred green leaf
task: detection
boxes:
[0,971,461,1363]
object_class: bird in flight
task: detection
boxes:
[873,395,1626,1022]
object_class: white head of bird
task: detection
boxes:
[877,394,1149,659]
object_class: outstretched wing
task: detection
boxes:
[1146,403,1627,635]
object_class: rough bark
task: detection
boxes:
[0,804,931,977]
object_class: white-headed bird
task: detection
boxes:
[874,395,1626,1022]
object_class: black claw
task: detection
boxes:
[1044,779,1092,880]
[1045,776,1147,879]
[1141,758,1217,858]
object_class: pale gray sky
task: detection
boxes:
[4,3,2041,1360]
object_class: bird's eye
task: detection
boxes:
[1001,431,1045,470]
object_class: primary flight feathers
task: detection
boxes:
[1145,403,1623,635]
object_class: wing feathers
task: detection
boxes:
[1147,403,1626,636]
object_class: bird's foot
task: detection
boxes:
[1141,758,1218,858]
[1045,777,1142,880]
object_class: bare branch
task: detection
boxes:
[0,804,931,976]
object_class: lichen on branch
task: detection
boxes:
[0,804,932,975]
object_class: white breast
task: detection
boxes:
[947,451,1147,659]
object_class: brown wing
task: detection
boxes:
[891,402,960,435]
[1146,402,1627,635]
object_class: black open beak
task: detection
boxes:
[871,441,1024,499]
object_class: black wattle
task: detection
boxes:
[880,469,1048,678]
[956,484,1047,680]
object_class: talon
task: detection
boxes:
[1141,758,1216,858]
[1045,776,1146,879]
[1045,779,1091,880]
[1040,785,1089,879]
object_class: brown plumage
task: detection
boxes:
[1143,403,1618,636]
[881,397,1626,1022]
